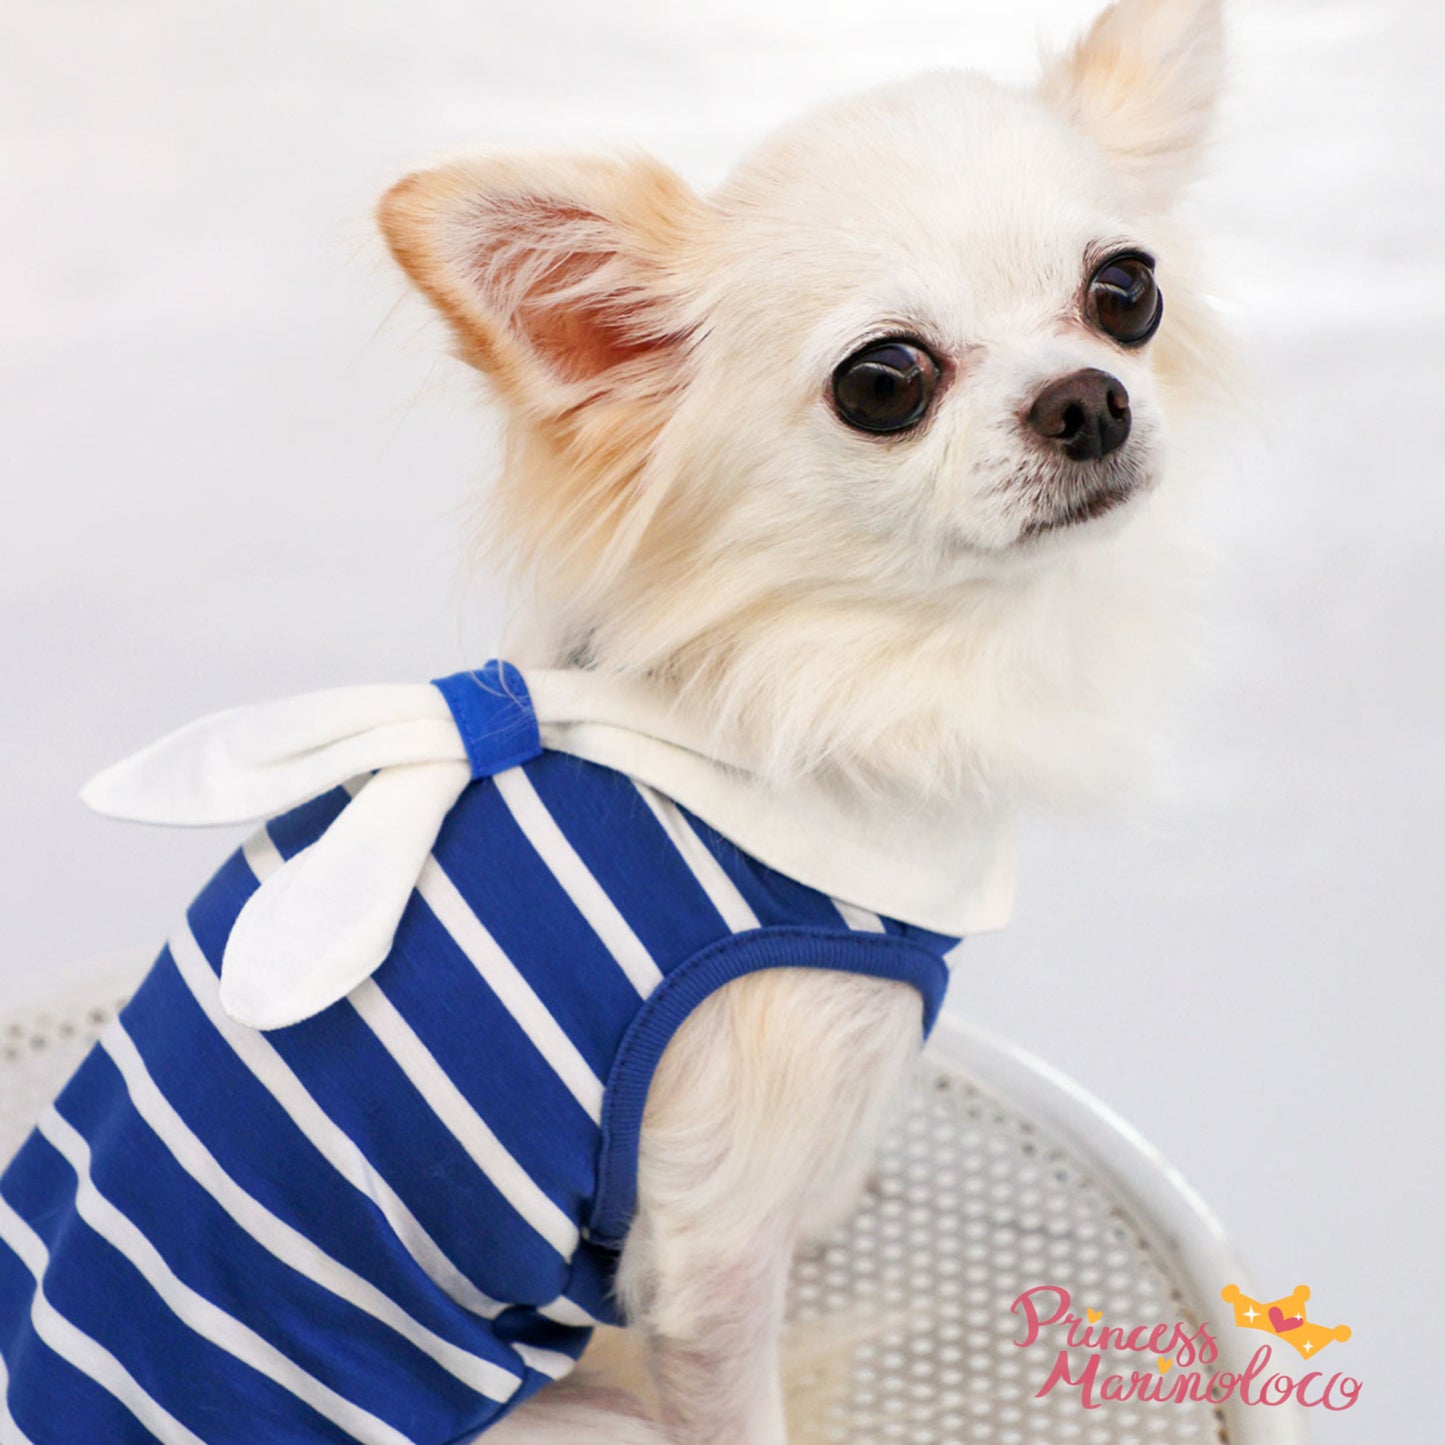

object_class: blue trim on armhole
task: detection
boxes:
[586,927,950,1249]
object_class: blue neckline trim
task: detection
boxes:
[432,662,543,780]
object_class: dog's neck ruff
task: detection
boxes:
[82,661,1016,1028]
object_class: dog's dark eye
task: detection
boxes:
[1087,253,1163,347]
[831,339,940,435]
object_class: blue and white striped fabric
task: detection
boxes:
[0,666,960,1443]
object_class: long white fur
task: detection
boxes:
[379,1,1228,1439]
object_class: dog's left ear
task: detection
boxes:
[1040,0,1224,205]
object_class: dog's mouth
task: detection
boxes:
[1010,443,1151,543]
[1021,484,1134,538]
[944,449,1154,558]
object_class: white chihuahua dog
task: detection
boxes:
[0,2,1225,1443]
[380,3,1226,1440]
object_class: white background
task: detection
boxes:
[3,0,1439,1438]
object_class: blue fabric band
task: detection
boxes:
[432,662,543,780]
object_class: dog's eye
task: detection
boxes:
[1088,253,1163,347]
[831,339,940,435]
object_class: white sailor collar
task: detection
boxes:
[82,661,1017,1030]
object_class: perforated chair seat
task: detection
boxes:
[0,953,1305,1444]
[789,1015,1304,1444]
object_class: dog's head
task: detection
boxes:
[380,0,1227,801]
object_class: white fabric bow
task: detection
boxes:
[82,671,533,1031]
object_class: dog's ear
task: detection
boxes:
[1040,0,1224,204]
[377,153,705,416]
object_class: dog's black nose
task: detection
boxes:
[1025,369,1131,461]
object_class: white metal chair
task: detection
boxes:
[0,952,1306,1444]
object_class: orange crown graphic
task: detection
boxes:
[1220,1285,1351,1360]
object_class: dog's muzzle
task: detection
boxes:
[1015,368,1141,536]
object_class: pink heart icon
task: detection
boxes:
[1268,1307,1303,1333]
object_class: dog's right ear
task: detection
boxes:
[377,153,706,419]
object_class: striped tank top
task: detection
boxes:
[0,664,960,1443]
